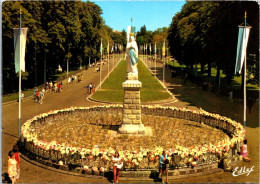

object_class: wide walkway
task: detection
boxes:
[1,56,259,183]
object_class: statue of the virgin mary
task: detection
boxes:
[126,26,138,79]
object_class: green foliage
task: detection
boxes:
[2,1,122,94]
[136,25,153,45]
[168,1,259,85]
[152,27,168,50]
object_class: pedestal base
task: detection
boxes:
[119,79,145,135]
[118,123,145,134]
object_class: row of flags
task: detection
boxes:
[100,40,123,55]
[138,40,167,56]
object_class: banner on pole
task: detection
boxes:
[154,42,156,54]
[107,42,109,54]
[14,28,27,73]
[111,44,114,53]
[100,39,103,54]
[162,39,166,56]
[235,26,250,74]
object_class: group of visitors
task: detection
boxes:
[68,74,83,85]
[89,63,95,68]
[94,60,110,73]
[33,88,45,104]
[95,66,100,72]
[112,150,169,184]
[221,138,251,172]
[86,83,96,94]
[112,139,251,183]
[45,81,63,93]
[6,144,20,184]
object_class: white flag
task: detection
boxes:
[14,28,27,73]
[111,45,114,53]
[235,26,250,74]
[154,42,157,54]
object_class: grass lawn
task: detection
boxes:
[92,59,171,103]
[2,89,34,103]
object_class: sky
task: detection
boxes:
[93,1,186,32]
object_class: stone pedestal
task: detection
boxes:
[119,80,145,134]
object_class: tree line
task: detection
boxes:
[136,25,168,57]
[2,0,126,94]
[167,1,259,85]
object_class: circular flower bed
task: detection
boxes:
[20,105,245,174]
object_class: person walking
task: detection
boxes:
[68,76,71,85]
[92,83,96,94]
[240,139,251,162]
[86,84,90,94]
[35,90,40,103]
[12,145,20,181]
[39,89,45,104]
[8,151,17,184]
[89,83,93,94]
[159,150,169,184]
[112,151,123,184]
[49,81,53,91]
[45,81,49,91]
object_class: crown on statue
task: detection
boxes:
[129,26,136,37]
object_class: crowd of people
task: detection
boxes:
[220,138,251,172]
[86,83,96,94]
[67,74,83,85]
[93,60,110,73]
[32,88,45,104]
[32,81,64,104]
[108,139,253,184]
[3,138,252,183]
[45,81,63,93]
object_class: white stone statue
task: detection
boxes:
[126,26,138,79]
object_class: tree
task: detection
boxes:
[2,1,108,94]
[168,1,259,85]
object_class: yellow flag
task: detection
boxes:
[107,42,109,54]
[162,39,166,57]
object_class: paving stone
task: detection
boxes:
[124,109,132,114]
[124,99,132,104]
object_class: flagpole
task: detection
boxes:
[100,38,102,89]
[18,8,22,138]
[163,57,165,84]
[163,39,165,84]
[146,44,148,65]
[113,44,115,68]
[243,11,247,130]
[154,42,157,77]
[167,47,169,68]
[108,42,109,78]
[44,50,46,83]
[145,44,147,65]
[67,59,69,77]
[150,43,151,68]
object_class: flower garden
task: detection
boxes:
[20,105,245,176]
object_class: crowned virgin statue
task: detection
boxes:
[126,25,138,80]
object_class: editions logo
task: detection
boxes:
[232,166,254,176]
